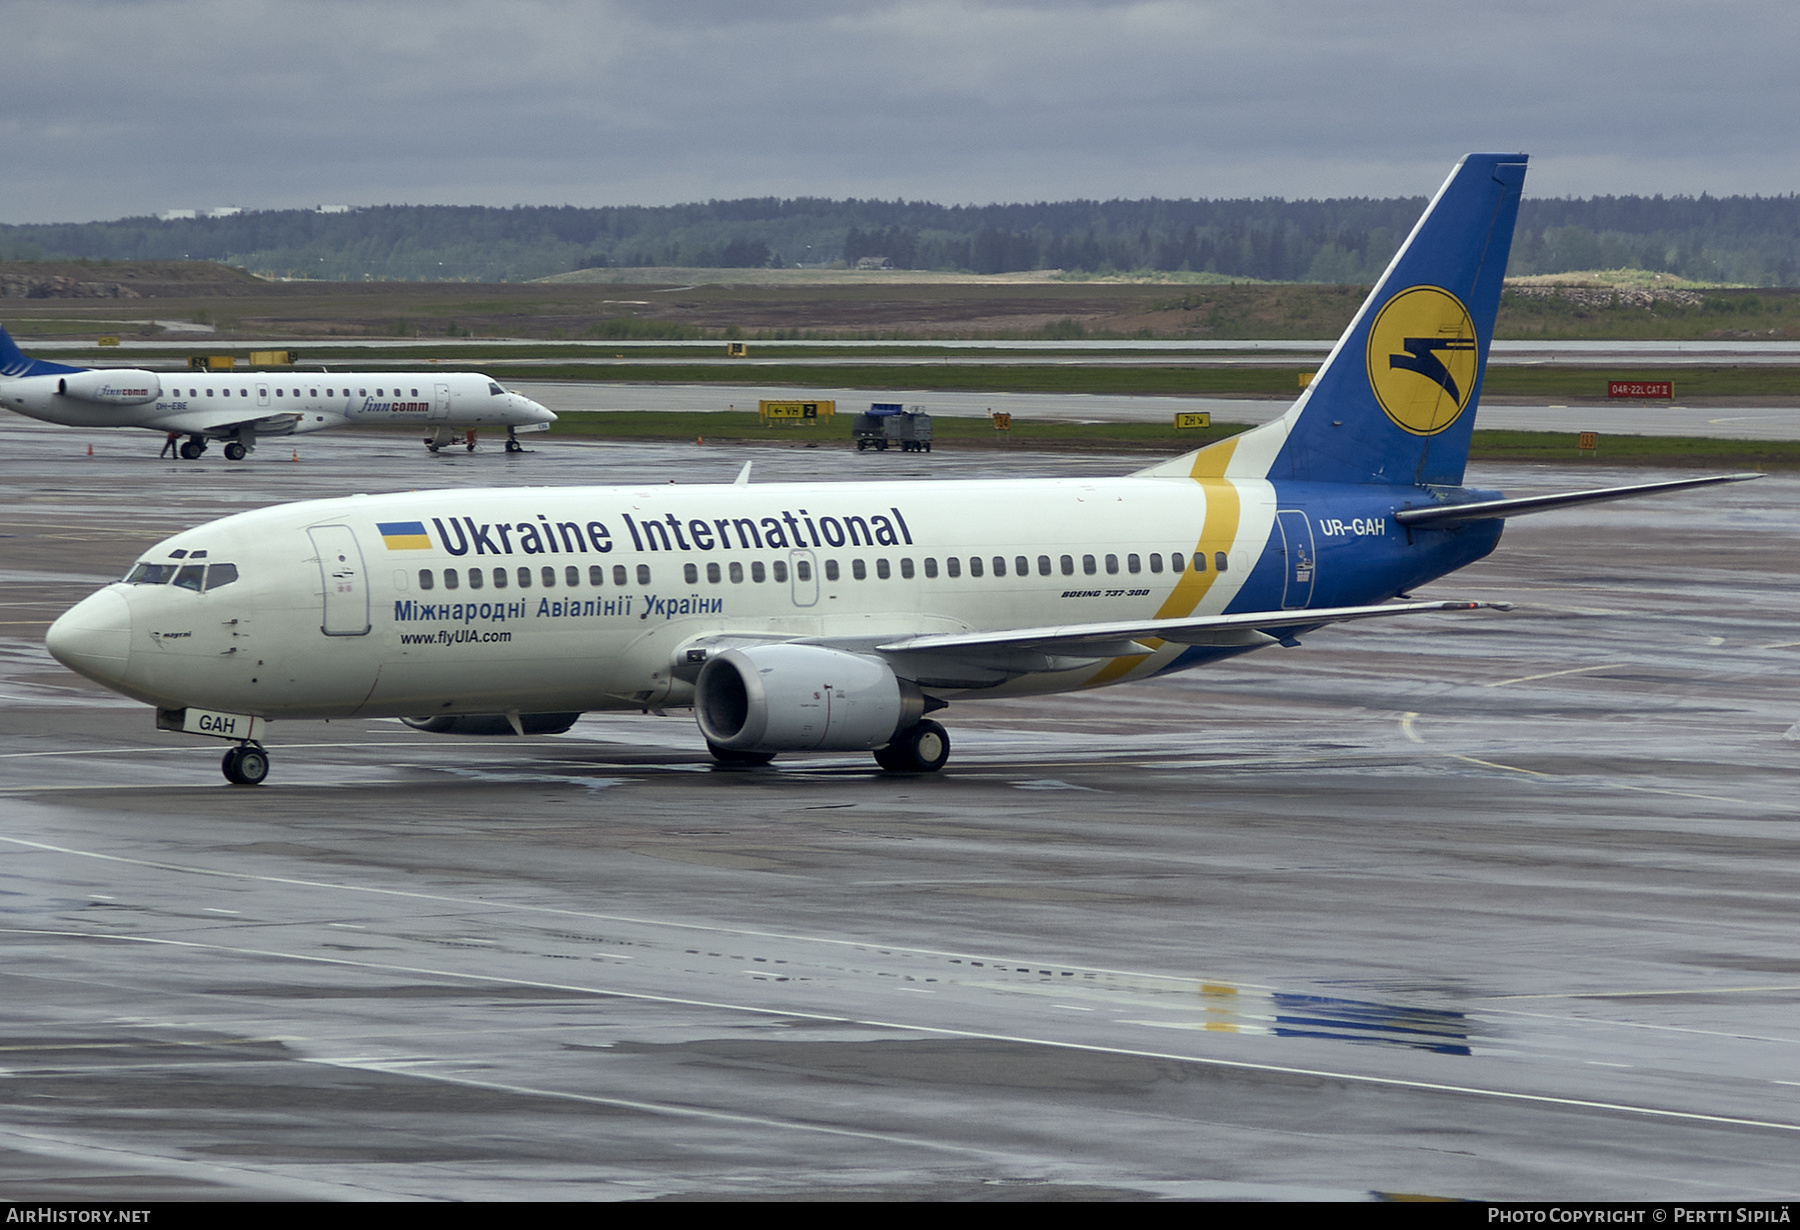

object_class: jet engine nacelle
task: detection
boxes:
[695,644,921,752]
[57,369,161,405]
[401,712,581,736]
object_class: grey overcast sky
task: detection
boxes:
[3,1,1794,223]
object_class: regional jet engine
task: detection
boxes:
[695,644,923,753]
[57,370,161,405]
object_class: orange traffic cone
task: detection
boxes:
[291,449,299,461]
[87,444,93,456]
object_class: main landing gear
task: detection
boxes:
[179,435,206,460]
[425,428,481,454]
[221,741,270,786]
[873,720,950,773]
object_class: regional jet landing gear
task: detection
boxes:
[221,741,270,786]
[505,426,526,454]
[425,427,480,454]
[179,435,206,460]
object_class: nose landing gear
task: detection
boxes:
[221,742,270,786]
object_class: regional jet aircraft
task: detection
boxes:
[45,154,1758,784]
[0,328,556,458]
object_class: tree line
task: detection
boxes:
[2,193,1794,284]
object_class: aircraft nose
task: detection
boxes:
[526,398,557,425]
[46,587,132,686]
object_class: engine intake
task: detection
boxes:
[695,644,921,752]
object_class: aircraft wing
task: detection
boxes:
[1394,473,1763,529]
[872,600,1505,659]
[143,409,305,438]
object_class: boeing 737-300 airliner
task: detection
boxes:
[44,154,1759,784]
[0,330,556,458]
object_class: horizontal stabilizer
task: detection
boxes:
[875,599,1506,660]
[1393,473,1764,528]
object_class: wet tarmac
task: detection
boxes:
[2,420,1798,1200]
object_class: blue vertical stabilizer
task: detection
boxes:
[0,324,84,379]
[1266,153,1527,488]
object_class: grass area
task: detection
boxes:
[545,411,1800,469]
[9,260,1799,344]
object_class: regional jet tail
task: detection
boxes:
[0,325,555,460]
[45,154,1760,785]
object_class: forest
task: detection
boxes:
[1,192,1794,285]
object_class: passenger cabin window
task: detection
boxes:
[491,567,506,589]
[1193,552,1207,573]
[468,568,483,590]
[636,564,651,585]
[1082,555,1097,575]
[590,564,605,586]
[825,560,840,581]
[706,562,721,583]
[1215,551,1230,572]
[774,560,790,582]
[969,557,983,578]
[1127,554,1141,574]
[924,558,938,578]
[1015,556,1028,576]
[684,563,698,584]
[900,558,914,579]
[1105,554,1118,575]
[418,569,435,590]
[564,566,578,587]
[946,557,961,578]
[1149,553,1163,574]
[1171,553,1185,573]
[876,558,891,580]
[612,565,627,586]
[444,569,459,589]
[729,562,744,583]
[851,559,866,580]
[750,561,765,583]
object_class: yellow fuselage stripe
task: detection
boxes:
[1081,440,1243,687]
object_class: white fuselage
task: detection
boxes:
[46,474,1296,721]
[1,369,554,439]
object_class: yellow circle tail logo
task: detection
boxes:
[1365,285,1479,436]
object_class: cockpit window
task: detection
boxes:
[126,562,174,584]
[488,382,505,396]
[204,563,238,591]
[173,564,206,592]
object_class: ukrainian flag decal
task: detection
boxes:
[377,520,432,550]
[1366,285,1479,437]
